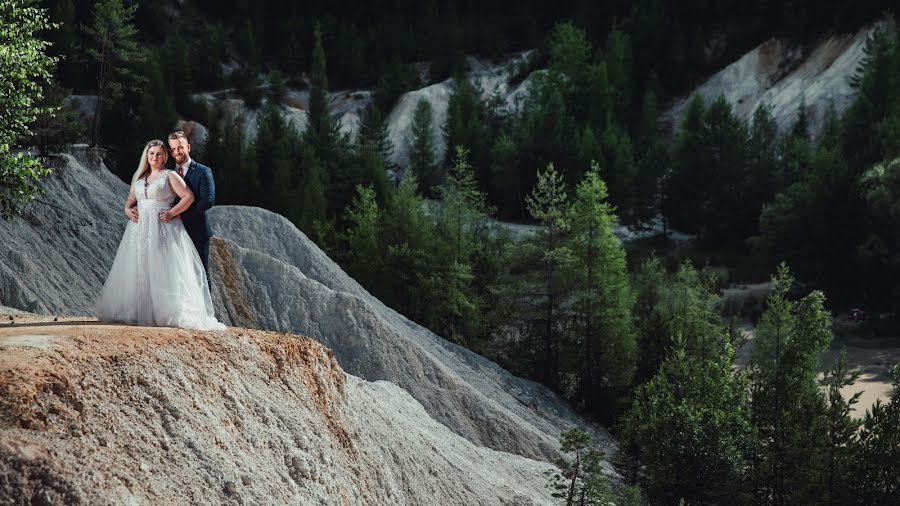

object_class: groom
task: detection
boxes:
[168,130,215,283]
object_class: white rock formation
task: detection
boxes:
[0,322,556,505]
[663,24,876,139]
[0,148,616,500]
[386,52,537,172]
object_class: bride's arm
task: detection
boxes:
[124,187,138,223]
[160,171,195,222]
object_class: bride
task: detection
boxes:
[96,139,225,330]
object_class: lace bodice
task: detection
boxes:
[134,170,176,205]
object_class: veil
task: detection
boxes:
[132,143,150,184]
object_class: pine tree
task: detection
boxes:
[344,184,381,289]
[83,0,146,146]
[297,143,327,234]
[137,50,176,141]
[622,329,753,504]
[489,131,522,218]
[409,97,438,195]
[547,428,616,505]
[599,118,637,220]
[565,162,636,419]
[604,26,634,120]
[524,163,571,391]
[47,0,80,89]
[665,94,705,233]
[853,365,900,504]
[358,102,395,173]
[749,264,832,505]
[819,351,862,505]
[307,23,330,145]
[162,36,194,114]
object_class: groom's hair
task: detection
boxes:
[168,130,188,142]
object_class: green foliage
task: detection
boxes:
[137,49,176,140]
[546,428,615,506]
[520,163,572,390]
[0,0,58,220]
[30,80,85,156]
[46,0,80,89]
[343,184,381,289]
[307,23,329,143]
[622,330,753,504]
[565,162,636,419]
[410,98,438,195]
[853,365,900,503]
[858,157,900,312]
[83,0,146,145]
[444,76,489,187]
[749,264,833,504]
[819,351,862,505]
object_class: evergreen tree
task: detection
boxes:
[443,76,487,184]
[297,143,328,233]
[358,102,395,174]
[790,95,810,140]
[604,25,634,120]
[599,118,637,219]
[409,97,438,195]
[161,36,193,114]
[1,0,57,220]
[665,94,705,233]
[819,351,862,506]
[137,50,176,141]
[747,105,779,207]
[749,264,832,505]
[858,157,900,312]
[30,79,85,156]
[380,172,435,317]
[83,0,146,146]
[307,23,330,145]
[488,131,523,218]
[547,428,616,505]
[622,329,753,503]
[565,162,636,419]
[343,184,381,289]
[853,365,900,504]
[700,95,752,243]
[523,163,571,391]
[47,0,81,89]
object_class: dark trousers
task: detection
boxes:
[189,232,211,288]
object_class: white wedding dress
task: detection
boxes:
[96,170,225,330]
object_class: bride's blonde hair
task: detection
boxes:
[132,139,168,183]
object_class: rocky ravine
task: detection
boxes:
[0,318,555,505]
[0,149,615,501]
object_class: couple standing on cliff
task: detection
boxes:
[96,130,225,331]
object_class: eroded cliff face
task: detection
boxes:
[0,150,612,469]
[0,150,614,504]
[663,24,875,139]
[0,318,555,505]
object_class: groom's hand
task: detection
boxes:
[126,207,139,223]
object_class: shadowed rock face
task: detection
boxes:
[0,321,555,505]
[0,150,613,477]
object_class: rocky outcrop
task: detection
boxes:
[0,319,555,505]
[663,24,875,139]
[0,148,615,500]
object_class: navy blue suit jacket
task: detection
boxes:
[178,160,215,242]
